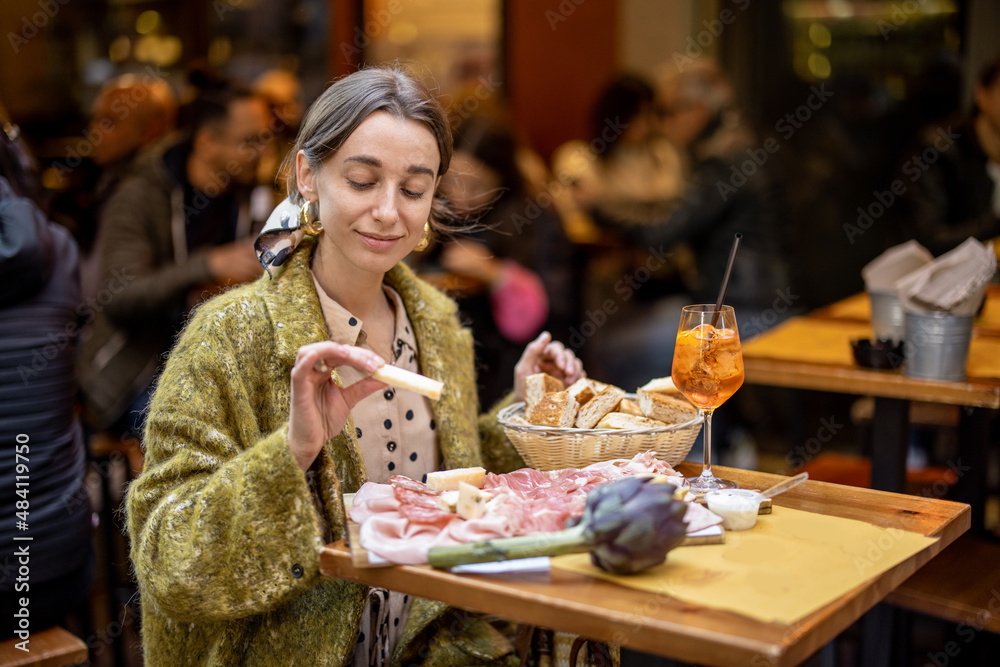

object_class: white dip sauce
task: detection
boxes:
[705,489,763,530]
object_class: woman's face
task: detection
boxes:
[296,111,441,276]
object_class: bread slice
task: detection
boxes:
[637,388,698,424]
[525,372,564,409]
[566,378,595,405]
[575,385,626,429]
[639,376,683,395]
[526,390,579,427]
[596,412,666,430]
[618,397,643,417]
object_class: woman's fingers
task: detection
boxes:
[513,331,589,400]
[524,330,552,359]
[288,342,388,471]
[536,340,585,384]
[340,376,388,408]
[295,341,384,380]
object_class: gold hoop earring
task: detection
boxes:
[299,200,323,235]
[414,221,431,252]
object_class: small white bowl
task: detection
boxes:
[705,489,764,531]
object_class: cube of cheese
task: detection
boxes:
[425,466,487,492]
[436,490,460,512]
[456,481,489,520]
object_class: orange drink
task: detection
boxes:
[672,323,744,410]
[672,305,743,493]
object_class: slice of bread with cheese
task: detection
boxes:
[525,372,565,409]
[425,466,487,491]
[525,390,579,427]
[637,388,698,424]
[575,385,626,429]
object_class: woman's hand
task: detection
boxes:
[287,341,387,471]
[513,331,586,401]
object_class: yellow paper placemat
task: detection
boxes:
[820,293,871,321]
[743,318,1000,379]
[742,319,870,366]
[551,506,936,625]
[966,336,1000,378]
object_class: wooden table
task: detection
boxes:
[741,294,1000,529]
[321,463,969,667]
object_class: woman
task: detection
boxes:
[126,66,583,666]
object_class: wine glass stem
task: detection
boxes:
[701,408,715,479]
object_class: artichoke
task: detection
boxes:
[427,476,689,575]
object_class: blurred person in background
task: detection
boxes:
[253,67,304,197]
[77,84,271,440]
[907,53,1000,256]
[552,72,686,234]
[48,75,177,261]
[89,75,178,180]
[77,75,179,299]
[639,62,792,337]
[594,63,793,468]
[0,105,93,638]
[551,72,689,391]
[427,111,577,409]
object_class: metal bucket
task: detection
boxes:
[869,290,906,342]
[903,311,973,382]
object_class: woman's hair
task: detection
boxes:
[590,73,654,161]
[452,112,526,196]
[283,66,455,228]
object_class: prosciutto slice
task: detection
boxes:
[349,451,720,564]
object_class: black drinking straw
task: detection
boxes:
[711,233,743,327]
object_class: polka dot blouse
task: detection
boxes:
[311,274,438,484]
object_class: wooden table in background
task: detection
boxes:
[741,292,1000,530]
[321,463,969,667]
[740,292,999,666]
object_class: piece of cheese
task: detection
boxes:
[436,490,460,512]
[372,364,444,400]
[425,466,487,492]
[456,481,488,520]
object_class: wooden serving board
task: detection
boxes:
[343,491,724,569]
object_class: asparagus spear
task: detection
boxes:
[427,476,689,574]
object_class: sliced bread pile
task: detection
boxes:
[521,373,697,429]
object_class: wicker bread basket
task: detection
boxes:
[496,396,703,471]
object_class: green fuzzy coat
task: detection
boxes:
[126,237,525,666]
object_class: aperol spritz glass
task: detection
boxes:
[672,304,744,493]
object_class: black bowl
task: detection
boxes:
[851,338,905,369]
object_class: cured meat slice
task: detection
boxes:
[389,475,434,495]
[394,487,454,526]
[349,482,399,523]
